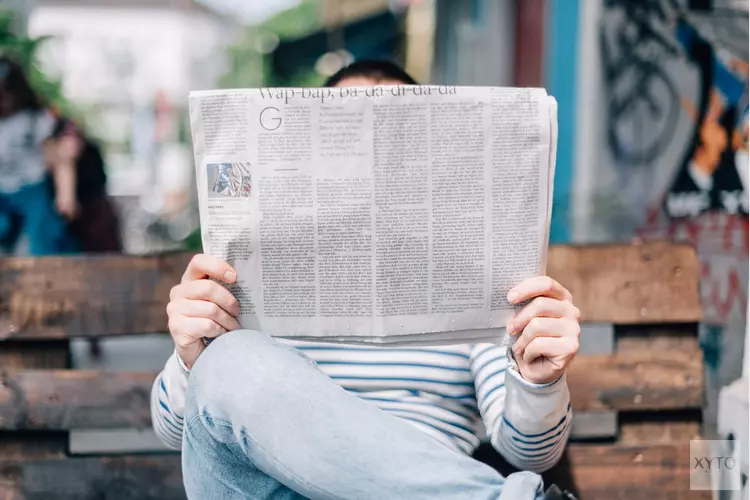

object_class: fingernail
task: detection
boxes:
[506,322,516,335]
[507,291,519,303]
[224,270,237,282]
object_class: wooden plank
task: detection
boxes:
[620,420,702,444]
[5,444,712,500]
[0,434,67,461]
[475,442,712,499]
[547,242,703,324]
[0,253,192,340]
[0,341,69,464]
[0,455,185,500]
[562,442,713,500]
[0,242,702,340]
[0,343,702,429]
[568,337,703,412]
[0,342,68,369]
[0,371,154,430]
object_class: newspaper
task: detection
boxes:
[189,85,557,346]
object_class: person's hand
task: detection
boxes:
[56,193,79,220]
[506,276,580,385]
[57,134,82,163]
[167,254,241,368]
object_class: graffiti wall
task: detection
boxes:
[594,0,748,430]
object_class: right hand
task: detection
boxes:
[56,193,79,220]
[167,254,241,368]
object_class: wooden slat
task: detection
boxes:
[3,444,713,500]
[568,336,703,412]
[0,455,185,500]
[547,242,703,324]
[620,420,702,444]
[476,441,711,500]
[0,253,192,340]
[0,433,67,460]
[0,371,153,430]
[0,242,701,340]
[0,342,69,369]
[0,341,70,464]
[562,442,712,500]
[0,341,702,430]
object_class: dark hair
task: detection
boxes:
[0,56,43,113]
[324,60,418,87]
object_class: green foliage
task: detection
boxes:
[262,0,320,40]
[219,0,326,89]
[0,10,77,119]
[184,227,204,252]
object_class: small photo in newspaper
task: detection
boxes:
[207,162,252,198]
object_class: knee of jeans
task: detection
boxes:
[186,330,283,419]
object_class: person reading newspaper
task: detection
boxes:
[152,61,579,500]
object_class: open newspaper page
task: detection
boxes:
[189,85,557,346]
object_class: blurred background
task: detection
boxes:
[0,0,747,445]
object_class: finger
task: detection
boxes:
[522,336,578,365]
[171,298,241,332]
[182,254,237,284]
[170,316,226,346]
[507,276,572,304]
[171,280,240,316]
[507,297,580,335]
[513,317,567,357]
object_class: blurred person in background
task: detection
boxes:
[153,61,579,500]
[47,116,122,360]
[0,56,77,255]
[46,116,122,253]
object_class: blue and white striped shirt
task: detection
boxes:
[152,341,571,472]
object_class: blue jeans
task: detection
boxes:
[182,330,546,500]
[0,182,78,255]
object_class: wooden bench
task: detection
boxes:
[0,242,706,499]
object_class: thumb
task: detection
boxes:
[522,336,557,364]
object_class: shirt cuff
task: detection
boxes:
[175,350,191,375]
[507,348,566,392]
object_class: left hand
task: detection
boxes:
[506,276,581,385]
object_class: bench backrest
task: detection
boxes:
[0,242,705,499]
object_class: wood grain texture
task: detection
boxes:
[0,342,703,430]
[0,455,185,500]
[0,434,67,461]
[0,342,68,369]
[566,337,703,412]
[0,242,701,340]
[0,253,192,340]
[563,442,712,500]
[2,444,713,500]
[0,341,69,465]
[0,371,154,430]
[547,242,703,324]
[620,420,702,444]
[477,441,711,500]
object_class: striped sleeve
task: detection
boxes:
[150,351,190,450]
[470,343,571,473]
